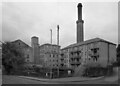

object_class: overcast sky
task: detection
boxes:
[1,1,118,48]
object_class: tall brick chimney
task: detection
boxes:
[76,3,84,43]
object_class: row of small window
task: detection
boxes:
[69,50,99,57]
[70,53,83,57]
[59,58,81,62]
[40,51,58,53]
[47,64,59,67]
[63,47,99,54]
[60,64,65,67]
[48,59,59,62]
[60,60,68,63]
[70,64,81,67]
[49,54,59,57]
[70,58,81,62]
[70,48,99,54]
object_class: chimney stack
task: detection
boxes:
[57,25,59,46]
[76,3,84,43]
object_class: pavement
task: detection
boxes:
[104,67,118,82]
[0,69,2,85]
[2,75,59,84]
[19,76,104,82]
[18,67,119,83]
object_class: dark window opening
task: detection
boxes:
[61,64,64,67]
[27,55,29,59]
[94,49,97,53]
[77,52,79,55]
[71,52,73,55]
[77,58,79,61]
[88,58,90,60]
[61,59,64,61]
[92,56,98,61]
[61,54,64,57]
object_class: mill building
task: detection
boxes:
[10,3,116,74]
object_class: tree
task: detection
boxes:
[2,42,25,74]
[117,44,120,66]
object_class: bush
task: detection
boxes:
[82,62,109,77]
[83,67,107,77]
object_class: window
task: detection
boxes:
[61,59,64,61]
[88,58,90,60]
[77,58,79,62]
[61,64,64,67]
[27,55,29,59]
[77,51,79,55]
[94,49,97,53]
[61,54,64,57]
[92,55,99,62]
[71,52,73,55]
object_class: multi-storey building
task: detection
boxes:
[8,3,117,75]
[39,43,60,68]
[60,3,117,72]
[12,40,33,63]
[60,49,70,68]
[61,38,116,69]
[11,37,61,68]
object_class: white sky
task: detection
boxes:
[1,0,119,48]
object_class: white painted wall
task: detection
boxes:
[109,44,116,64]
[62,40,116,68]
[98,42,108,67]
